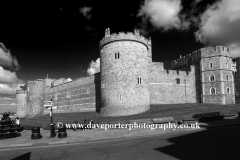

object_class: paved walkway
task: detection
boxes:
[0,117,240,150]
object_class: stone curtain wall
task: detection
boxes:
[149,62,196,104]
[16,90,27,118]
[100,40,150,116]
[44,73,100,113]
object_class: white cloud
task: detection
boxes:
[0,66,22,84]
[0,83,24,95]
[87,58,100,75]
[195,0,240,57]
[138,0,189,31]
[0,43,19,70]
[79,6,92,20]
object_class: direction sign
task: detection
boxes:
[43,101,52,107]
[46,106,58,110]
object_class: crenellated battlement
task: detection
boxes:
[164,65,195,76]
[171,45,231,69]
[46,73,100,94]
[16,90,27,94]
[99,28,151,49]
[26,79,44,85]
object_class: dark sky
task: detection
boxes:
[0,0,216,82]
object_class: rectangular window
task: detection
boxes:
[115,52,120,59]
[176,78,180,84]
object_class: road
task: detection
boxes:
[0,123,239,160]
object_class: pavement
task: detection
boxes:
[0,115,240,150]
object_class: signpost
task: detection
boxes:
[43,100,56,138]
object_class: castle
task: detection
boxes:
[16,28,240,118]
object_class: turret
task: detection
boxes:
[99,29,151,116]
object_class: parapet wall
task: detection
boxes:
[100,31,151,49]
[149,62,196,104]
[44,73,101,113]
[171,46,231,69]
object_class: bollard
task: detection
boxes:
[31,127,42,139]
[50,124,56,138]
[58,125,67,138]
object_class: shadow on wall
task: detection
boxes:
[10,152,31,160]
[94,73,101,113]
[155,121,240,160]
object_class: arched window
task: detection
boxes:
[227,88,230,94]
[209,75,215,81]
[226,75,229,81]
[210,88,216,94]
[226,63,228,68]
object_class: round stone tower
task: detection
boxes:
[99,28,151,116]
[26,79,45,117]
[16,90,27,118]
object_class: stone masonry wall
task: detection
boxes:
[44,73,100,114]
[149,62,196,104]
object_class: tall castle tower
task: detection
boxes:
[16,90,27,118]
[201,46,235,104]
[172,46,236,104]
[25,79,45,117]
[99,28,152,116]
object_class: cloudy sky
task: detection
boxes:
[0,0,240,112]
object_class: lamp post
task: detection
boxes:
[44,99,56,138]
[49,99,56,138]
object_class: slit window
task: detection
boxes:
[209,75,215,81]
[137,77,142,84]
[176,78,180,84]
[101,82,105,89]
[67,92,71,99]
[119,94,122,102]
[210,63,213,69]
[210,88,216,94]
[54,94,57,101]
